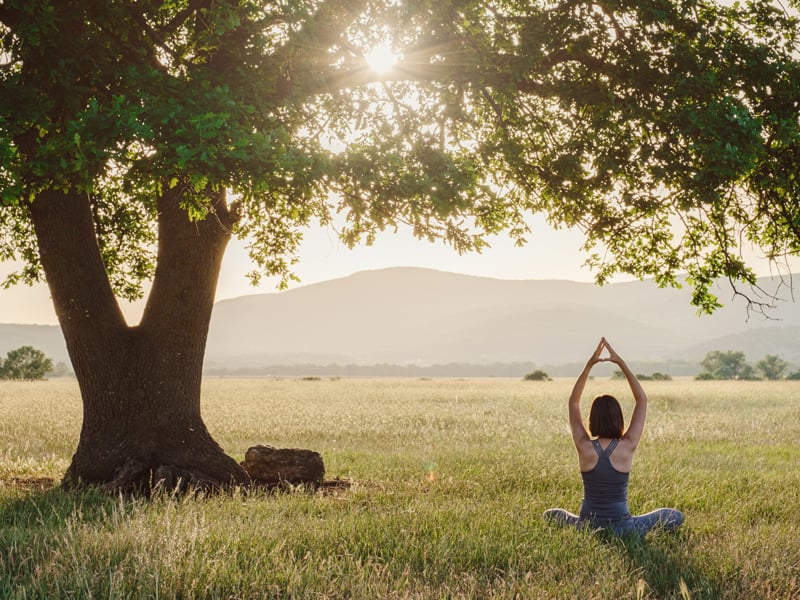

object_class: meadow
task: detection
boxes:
[1,376,798,599]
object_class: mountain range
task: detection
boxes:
[3,267,800,375]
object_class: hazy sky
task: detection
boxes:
[1,213,595,325]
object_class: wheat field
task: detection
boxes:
[1,377,799,598]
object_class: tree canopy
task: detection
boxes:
[697,349,749,379]
[0,345,53,380]
[2,0,800,313]
[754,354,789,380]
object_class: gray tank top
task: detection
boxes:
[579,439,631,519]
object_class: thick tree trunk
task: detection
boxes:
[28,186,249,492]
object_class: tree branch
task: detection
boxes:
[140,184,232,339]
[27,189,128,339]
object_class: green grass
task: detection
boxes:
[1,377,799,598]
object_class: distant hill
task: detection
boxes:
[204,267,800,370]
[4,267,800,374]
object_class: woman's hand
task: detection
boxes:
[587,338,608,366]
[600,337,623,366]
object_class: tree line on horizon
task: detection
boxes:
[531,349,800,382]
[694,350,800,381]
[4,344,799,382]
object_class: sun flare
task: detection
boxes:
[365,44,399,73]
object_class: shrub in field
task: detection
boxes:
[695,371,716,380]
[612,370,672,381]
[523,370,552,381]
[649,372,672,381]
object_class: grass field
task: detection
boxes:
[1,377,799,599]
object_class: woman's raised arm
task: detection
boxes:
[568,339,606,446]
[604,338,648,448]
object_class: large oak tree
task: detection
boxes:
[2,0,799,490]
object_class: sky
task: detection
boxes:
[0,213,597,326]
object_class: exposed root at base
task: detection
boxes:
[88,457,237,495]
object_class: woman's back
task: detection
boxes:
[576,436,636,473]
[579,439,630,519]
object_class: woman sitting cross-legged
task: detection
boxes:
[543,337,684,538]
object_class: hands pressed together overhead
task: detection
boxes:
[588,337,623,367]
[568,335,647,448]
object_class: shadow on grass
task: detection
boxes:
[0,475,353,534]
[600,529,722,599]
[0,479,120,535]
[0,482,128,598]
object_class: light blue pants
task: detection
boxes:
[543,507,684,537]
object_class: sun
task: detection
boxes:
[364,44,399,73]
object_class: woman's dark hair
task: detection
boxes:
[589,394,624,439]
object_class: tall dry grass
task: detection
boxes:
[1,377,798,598]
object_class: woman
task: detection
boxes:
[543,337,684,537]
